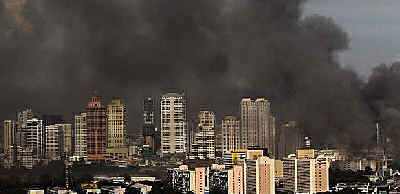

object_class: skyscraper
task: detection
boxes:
[41,115,64,157]
[214,126,224,157]
[24,118,44,159]
[143,97,156,151]
[107,98,127,148]
[222,116,240,154]
[74,113,87,158]
[3,120,15,155]
[45,125,61,160]
[57,123,73,157]
[160,93,187,156]
[277,121,304,158]
[240,98,256,149]
[16,109,33,147]
[240,98,275,153]
[191,111,216,159]
[86,96,107,161]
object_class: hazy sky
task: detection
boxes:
[305,0,400,78]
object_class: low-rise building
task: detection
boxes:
[105,147,129,160]
[101,186,125,194]
[223,150,247,168]
[130,183,153,194]
[27,189,45,194]
[47,187,77,194]
[131,177,157,182]
[168,165,211,194]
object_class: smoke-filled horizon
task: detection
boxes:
[1,0,398,153]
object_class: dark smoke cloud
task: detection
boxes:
[0,0,380,150]
[363,63,400,156]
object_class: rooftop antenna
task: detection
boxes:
[376,122,380,146]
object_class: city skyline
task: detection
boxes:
[1,0,400,152]
[1,0,400,193]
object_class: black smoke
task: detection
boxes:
[363,62,400,156]
[0,0,386,152]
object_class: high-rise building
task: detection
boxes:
[275,160,284,180]
[107,98,127,148]
[160,93,187,156]
[74,113,87,158]
[191,111,216,159]
[277,121,304,159]
[57,123,73,157]
[3,120,15,155]
[315,158,329,193]
[45,125,61,160]
[105,99,129,161]
[222,116,240,154]
[41,115,64,157]
[195,167,210,194]
[228,165,244,194]
[24,118,44,159]
[16,109,33,147]
[268,116,277,157]
[245,156,275,194]
[143,97,156,151]
[240,98,275,154]
[17,109,33,129]
[86,96,107,161]
[240,98,256,149]
[255,98,271,148]
[214,126,224,157]
[283,158,317,194]
[9,146,33,169]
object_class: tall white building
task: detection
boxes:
[74,113,87,158]
[191,111,216,159]
[107,98,127,148]
[160,93,187,156]
[24,118,44,159]
[222,116,240,154]
[240,98,275,154]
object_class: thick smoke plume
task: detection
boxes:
[0,0,390,152]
